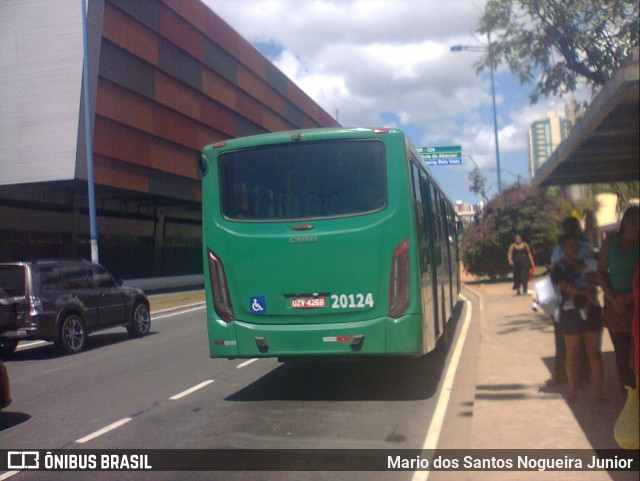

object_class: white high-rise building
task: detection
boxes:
[528,111,572,177]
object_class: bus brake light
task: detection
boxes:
[207,249,235,322]
[388,240,410,317]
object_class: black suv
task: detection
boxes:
[0,260,150,357]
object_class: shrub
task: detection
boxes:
[461,184,566,279]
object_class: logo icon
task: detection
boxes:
[8,451,40,469]
[250,296,267,314]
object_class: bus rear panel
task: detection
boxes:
[201,128,455,359]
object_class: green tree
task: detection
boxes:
[469,166,489,201]
[477,0,639,103]
[460,183,568,278]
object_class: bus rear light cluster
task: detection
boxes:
[207,249,234,322]
[388,239,410,318]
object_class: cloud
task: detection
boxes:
[201,0,582,203]
[207,0,484,48]
[203,1,490,121]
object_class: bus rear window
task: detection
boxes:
[218,139,387,221]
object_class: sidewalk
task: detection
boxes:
[464,281,636,481]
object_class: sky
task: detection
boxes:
[201,0,589,205]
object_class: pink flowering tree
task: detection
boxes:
[461,184,567,279]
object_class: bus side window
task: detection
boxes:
[411,164,430,271]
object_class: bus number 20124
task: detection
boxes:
[330,293,374,309]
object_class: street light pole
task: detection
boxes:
[451,34,502,193]
[487,33,502,193]
[81,0,99,263]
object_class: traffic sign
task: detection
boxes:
[418,145,462,166]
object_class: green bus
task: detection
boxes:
[200,127,461,360]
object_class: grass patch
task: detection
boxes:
[149,290,205,312]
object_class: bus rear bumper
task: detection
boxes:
[207,314,423,359]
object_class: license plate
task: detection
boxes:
[290,296,327,309]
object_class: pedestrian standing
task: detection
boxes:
[508,234,535,295]
[598,206,639,394]
[633,265,639,391]
[547,216,595,386]
[552,234,604,404]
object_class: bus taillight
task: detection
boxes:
[207,249,234,322]
[388,239,410,318]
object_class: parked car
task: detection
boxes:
[0,260,150,357]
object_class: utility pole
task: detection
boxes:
[81,0,99,263]
[451,33,502,193]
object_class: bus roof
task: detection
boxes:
[204,127,404,151]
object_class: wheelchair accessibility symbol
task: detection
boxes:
[250,296,267,315]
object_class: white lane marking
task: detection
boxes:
[0,471,20,480]
[152,305,205,320]
[169,380,214,400]
[75,417,132,444]
[236,358,258,369]
[412,295,473,481]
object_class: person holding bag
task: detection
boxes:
[545,216,596,386]
[613,264,640,450]
[552,233,604,404]
[598,206,639,396]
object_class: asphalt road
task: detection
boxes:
[1,296,477,481]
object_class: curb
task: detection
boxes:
[151,302,206,317]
